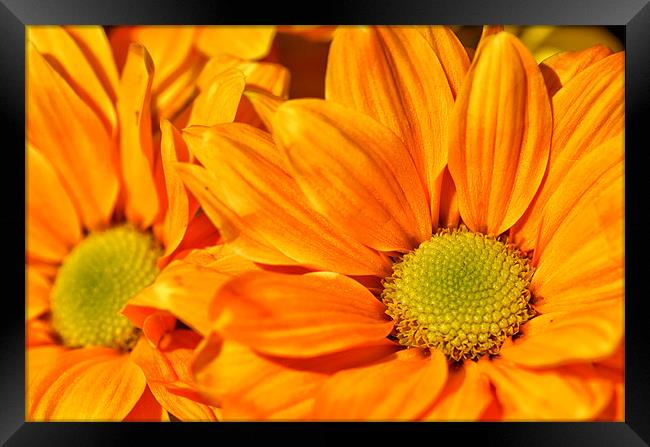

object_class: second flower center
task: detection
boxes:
[50,225,162,350]
[382,227,535,361]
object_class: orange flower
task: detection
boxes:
[25,25,257,420]
[176,27,624,420]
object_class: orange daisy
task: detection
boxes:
[25,25,258,420]
[175,26,624,420]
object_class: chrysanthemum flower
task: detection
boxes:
[25,25,262,420]
[176,26,624,420]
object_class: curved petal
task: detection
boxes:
[27,43,118,230]
[195,26,276,60]
[127,245,259,336]
[27,266,51,321]
[27,26,117,134]
[326,26,453,223]
[177,123,392,276]
[310,349,448,420]
[159,120,194,258]
[187,68,245,127]
[211,271,393,358]
[448,32,552,235]
[124,386,167,421]
[512,52,624,250]
[499,301,623,368]
[416,26,470,98]
[64,26,120,102]
[27,145,81,262]
[117,43,159,228]
[531,162,623,304]
[273,99,431,252]
[539,44,613,97]
[194,336,325,420]
[479,359,613,420]
[422,361,492,421]
[522,135,623,264]
[130,330,219,421]
[28,348,147,421]
[244,89,284,132]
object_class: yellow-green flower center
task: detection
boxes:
[51,225,162,350]
[382,227,535,361]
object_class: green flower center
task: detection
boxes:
[381,227,535,361]
[51,225,162,350]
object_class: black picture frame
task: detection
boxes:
[2,0,648,445]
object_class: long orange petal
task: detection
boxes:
[211,271,393,357]
[479,359,613,420]
[499,301,623,368]
[28,348,146,421]
[27,26,117,134]
[531,163,623,307]
[273,99,431,252]
[26,266,51,321]
[195,26,276,60]
[520,135,623,264]
[130,330,219,421]
[27,43,119,230]
[117,43,159,228]
[64,26,120,103]
[512,51,624,250]
[422,361,492,421]
[126,245,259,336]
[310,349,447,420]
[187,68,245,127]
[326,26,453,224]
[416,26,470,98]
[158,120,194,258]
[26,145,81,262]
[177,123,392,276]
[539,44,613,97]
[124,386,167,421]
[194,336,324,420]
[448,32,552,235]
[243,88,284,132]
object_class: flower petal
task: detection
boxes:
[512,52,624,250]
[310,349,448,420]
[127,245,259,336]
[158,120,196,259]
[187,68,245,127]
[522,135,623,264]
[326,26,454,223]
[195,26,276,60]
[243,89,284,132]
[211,271,393,358]
[530,163,623,305]
[130,330,219,421]
[28,26,117,134]
[499,301,623,368]
[124,386,167,421]
[27,266,51,321]
[479,359,613,420]
[27,43,118,229]
[28,348,146,421]
[422,361,492,421]
[177,123,392,276]
[64,26,120,102]
[416,26,470,98]
[273,99,431,252]
[539,44,613,96]
[117,43,159,228]
[193,336,325,420]
[26,145,81,262]
[448,32,552,235]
